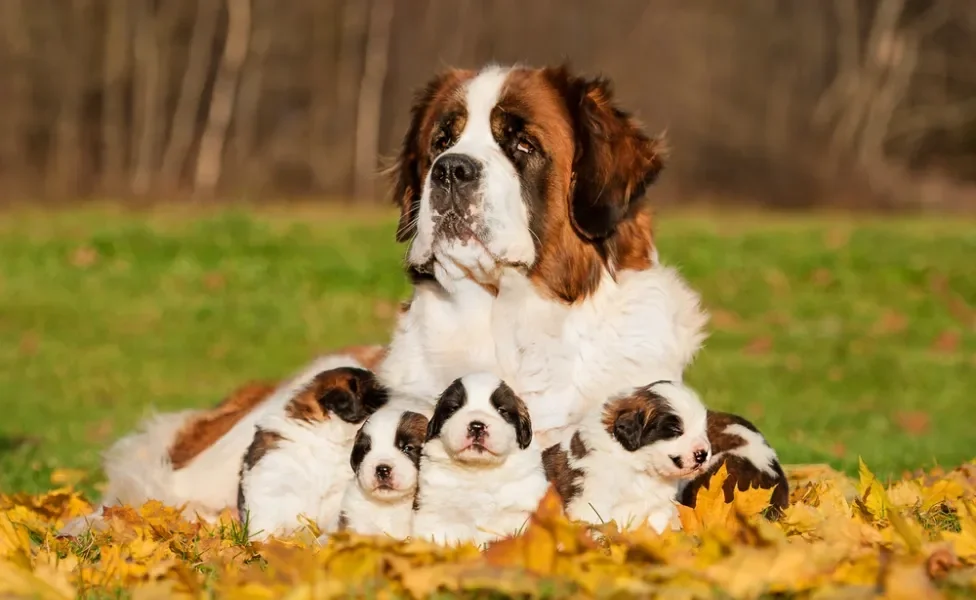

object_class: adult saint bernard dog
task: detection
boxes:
[62,63,709,534]
[378,63,708,436]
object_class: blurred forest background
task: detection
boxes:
[1,0,975,210]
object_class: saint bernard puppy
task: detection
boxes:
[412,373,549,547]
[59,346,386,537]
[378,63,709,438]
[542,380,711,533]
[238,367,389,540]
[324,406,430,540]
[678,411,789,514]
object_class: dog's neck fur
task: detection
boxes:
[378,261,708,432]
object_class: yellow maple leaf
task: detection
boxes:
[677,462,736,535]
[857,457,888,520]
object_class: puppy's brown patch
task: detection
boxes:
[680,411,789,512]
[284,370,352,423]
[542,444,585,506]
[169,380,278,470]
[600,393,657,437]
[570,431,590,460]
[242,427,286,471]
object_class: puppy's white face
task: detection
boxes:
[350,408,429,502]
[426,372,532,467]
[603,381,711,480]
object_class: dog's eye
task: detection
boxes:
[516,139,534,155]
[402,444,417,454]
[496,407,509,419]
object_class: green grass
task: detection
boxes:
[0,204,974,495]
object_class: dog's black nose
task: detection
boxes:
[693,449,709,466]
[467,421,487,437]
[670,455,682,468]
[431,154,481,188]
[375,464,392,480]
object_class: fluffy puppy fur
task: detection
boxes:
[238,367,389,540]
[327,403,430,540]
[541,381,711,533]
[60,347,384,537]
[678,410,789,514]
[412,373,549,547]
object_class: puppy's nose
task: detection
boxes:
[375,464,392,481]
[670,455,682,468]
[432,154,481,189]
[693,449,709,466]
[467,421,487,437]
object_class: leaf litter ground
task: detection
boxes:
[2,458,976,599]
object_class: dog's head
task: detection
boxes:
[601,381,710,480]
[350,408,428,502]
[285,367,390,425]
[391,64,665,302]
[425,373,532,466]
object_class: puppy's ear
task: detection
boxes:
[490,382,533,449]
[349,427,371,473]
[389,69,469,243]
[426,378,467,441]
[612,409,646,452]
[545,66,665,241]
[317,367,388,423]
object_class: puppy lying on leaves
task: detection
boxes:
[678,410,789,515]
[412,373,549,547]
[237,367,389,540]
[542,380,713,533]
[326,404,430,540]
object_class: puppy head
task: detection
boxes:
[426,373,532,466]
[350,408,429,502]
[601,380,710,480]
[285,367,389,424]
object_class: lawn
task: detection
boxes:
[0,203,974,496]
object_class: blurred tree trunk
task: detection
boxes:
[101,0,131,194]
[229,0,274,183]
[195,0,251,195]
[309,0,342,191]
[159,0,222,190]
[48,0,91,196]
[0,0,32,192]
[353,0,394,200]
[332,0,369,196]
[130,0,163,195]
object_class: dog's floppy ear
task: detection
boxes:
[426,378,467,441]
[611,407,646,452]
[490,382,533,449]
[349,426,371,472]
[389,69,469,243]
[546,66,665,241]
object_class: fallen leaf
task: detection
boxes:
[743,336,773,356]
[894,411,930,436]
[931,330,961,354]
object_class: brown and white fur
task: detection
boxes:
[412,373,549,547]
[678,411,789,514]
[70,62,710,527]
[378,64,708,438]
[324,405,429,540]
[542,381,710,532]
[238,367,390,540]
[59,346,385,537]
